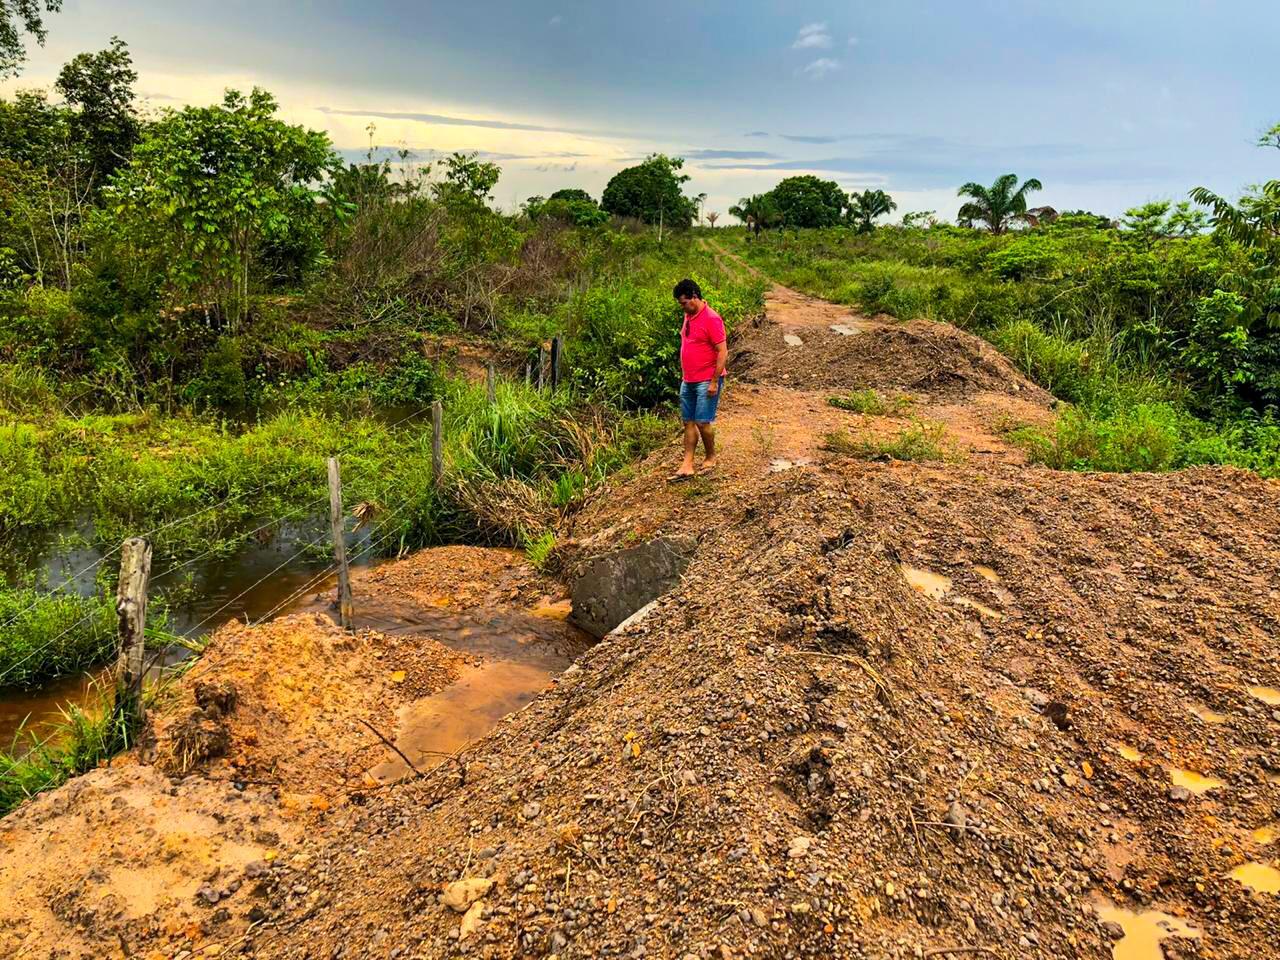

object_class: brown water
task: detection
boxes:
[1093,902,1200,960]
[1168,767,1225,794]
[368,661,555,782]
[1115,743,1143,763]
[1,527,381,753]
[901,565,1003,619]
[1228,862,1280,894]
[1188,703,1228,724]
[1248,686,1280,706]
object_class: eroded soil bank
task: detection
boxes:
[2,281,1279,959]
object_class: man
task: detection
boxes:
[671,278,727,480]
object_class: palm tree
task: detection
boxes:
[729,194,781,236]
[847,189,898,233]
[706,211,719,228]
[956,174,1044,234]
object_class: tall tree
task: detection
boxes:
[956,173,1043,234]
[55,36,140,185]
[770,175,845,228]
[600,154,696,228]
[1190,122,1280,248]
[107,87,338,324]
[846,189,897,233]
[0,0,61,76]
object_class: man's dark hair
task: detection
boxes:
[672,278,702,300]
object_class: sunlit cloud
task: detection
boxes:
[792,22,832,49]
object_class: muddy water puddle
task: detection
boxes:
[1168,767,1225,794]
[368,661,555,782]
[1093,902,1200,960]
[1248,685,1280,706]
[1228,862,1280,894]
[291,592,593,783]
[1188,703,1228,724]
[901,565,1004,619]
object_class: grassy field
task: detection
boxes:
[723,225,1280,476]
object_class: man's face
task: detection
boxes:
[677,295,703,316]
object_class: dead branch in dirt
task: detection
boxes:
[923,947,999,958]
[358,717,424,778]
[783,650,897,711]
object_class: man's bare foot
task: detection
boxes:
[699,459,718,474]
[668,462,697,482]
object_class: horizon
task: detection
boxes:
[3,0,1278,220]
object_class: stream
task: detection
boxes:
[0,518,378,751]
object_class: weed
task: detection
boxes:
[823,419,952,462]
[827,389,913,415]
[524,530,556,570]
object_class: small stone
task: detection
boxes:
[1101,921,1125,941]
[787,836,812,858]
[442,878,494,912]
[1169,786,1193,803]
[944,801,968,835]
[459,901,485,941]
[521,801,542,820]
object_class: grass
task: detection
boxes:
[823,419,953,462]
[0,679,138,815]
[827,389,914,416]
[726,225,1280,477]
[0,589,116,689]
[524,530,556,570]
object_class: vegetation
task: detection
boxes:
[828,389,913,416]
[823,419,952,462]
[600,154,697,228]
[0,40,762,695]
[727,122,1280,475]
[847,190,898,234]
[956,174,1044,234]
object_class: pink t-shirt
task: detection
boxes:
[680,304,726,382]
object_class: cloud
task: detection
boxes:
[792,22,832,49]
[683,149,781,160]
[317,106,632,140]
[548,14,562,26]
[744,130,770,138]
[779,133,845,144]
[848,36,860,46]
[799,58,842,79]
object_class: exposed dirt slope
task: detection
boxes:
[3,271,1280,960]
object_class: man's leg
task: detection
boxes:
[676,421,699,475]
[697,422,716,469]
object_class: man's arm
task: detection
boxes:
[707,340,728,394]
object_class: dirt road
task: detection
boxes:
[2,271,1279,960]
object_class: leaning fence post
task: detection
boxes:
[115,537,152,730]
[486,362,496,404]
[326,457,354,631]
[525,361,532,385]
[432,399,444,491]
[537,347,546,391]
[550,335,562,391]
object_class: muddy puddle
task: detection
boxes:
[1094,902,1200,960]
[901,564,1005,619]
[291,592,593,783]
[1168,767,1225,794]
[1228,862,1280,894]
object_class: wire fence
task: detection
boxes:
[0,403,436,690]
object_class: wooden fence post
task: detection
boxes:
[486,362,496,404]
[432,399,444,490]
[537,347,546,391]
[550,335,561,391]
[525,361,532,385]
[115,537,152,729]
[326,457,354,631]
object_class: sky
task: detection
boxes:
[4,0,1279,221]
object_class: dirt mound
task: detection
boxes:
[198,460,1277,960]
[734,313,1054,404]
[151,613,466,792]
[6,282,1280,960]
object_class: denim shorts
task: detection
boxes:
[680,377,725,424]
